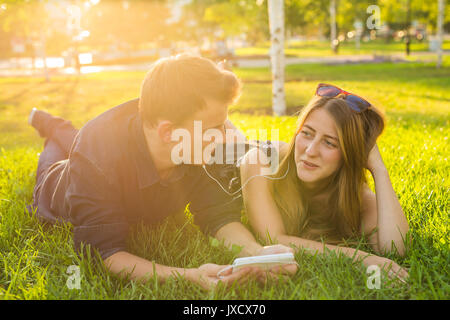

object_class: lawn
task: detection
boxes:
[0,58,449,299]
[235,39,450,58]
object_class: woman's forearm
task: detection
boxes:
[371,166,409,255]
[277,234,372,263]
[215,222,264,257]
[276,234,409,280]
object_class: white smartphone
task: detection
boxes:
[217,253,297,278]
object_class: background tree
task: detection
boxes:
[82,0,171,52]
[268,0,286,116]
[201,0,268,45]
[0,0,70,80]
[436,0,445,68]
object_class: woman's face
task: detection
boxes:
[294,108,343,186]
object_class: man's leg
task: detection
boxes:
[29,139,69,218]
[29,108,78,157]
[34,139,66,188]
[48,119,78,157]
[30,110,79,208]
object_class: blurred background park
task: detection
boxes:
[0,1,449,299]
[0,0,449,78]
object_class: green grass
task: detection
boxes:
[235,39,450,58]
[0,59,449,299]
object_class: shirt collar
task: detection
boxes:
[159,164,189,187]
[132,113,189,189]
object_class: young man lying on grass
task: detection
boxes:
[27,54,296,291]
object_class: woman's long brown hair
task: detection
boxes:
[270,95,385,244]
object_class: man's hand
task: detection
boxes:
[186,263,262,291]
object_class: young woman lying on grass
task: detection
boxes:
[239,83,410,281]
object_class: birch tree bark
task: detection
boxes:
[268,0,286,116]
[437,0,445,69]
[330,0,338,54]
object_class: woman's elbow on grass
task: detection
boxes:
[394,223,411,257]
[379,236,409,257]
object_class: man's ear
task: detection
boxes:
[156,120,174,144]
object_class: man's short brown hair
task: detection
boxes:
[139,54,241,127]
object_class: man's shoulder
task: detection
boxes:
[73,99,138,148]
[82,98,139,134]
[69,99,139,172]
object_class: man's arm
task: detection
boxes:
[104,251,191,282]
[104,250,260,291]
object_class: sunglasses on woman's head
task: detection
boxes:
[315,83,372,113]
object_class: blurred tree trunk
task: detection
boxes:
[330,0,338,54]
[40,29,50,82]
[437,0,445,68]
[405,0,411,56]
[268,0,286,116]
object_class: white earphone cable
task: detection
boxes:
[202,160,290,197]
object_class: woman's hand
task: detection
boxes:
[361,255,409,283]
[366,143,386,174]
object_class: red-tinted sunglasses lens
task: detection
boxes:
[346,94,371,112]
[317,85,341,97]
[317,84,371,113]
